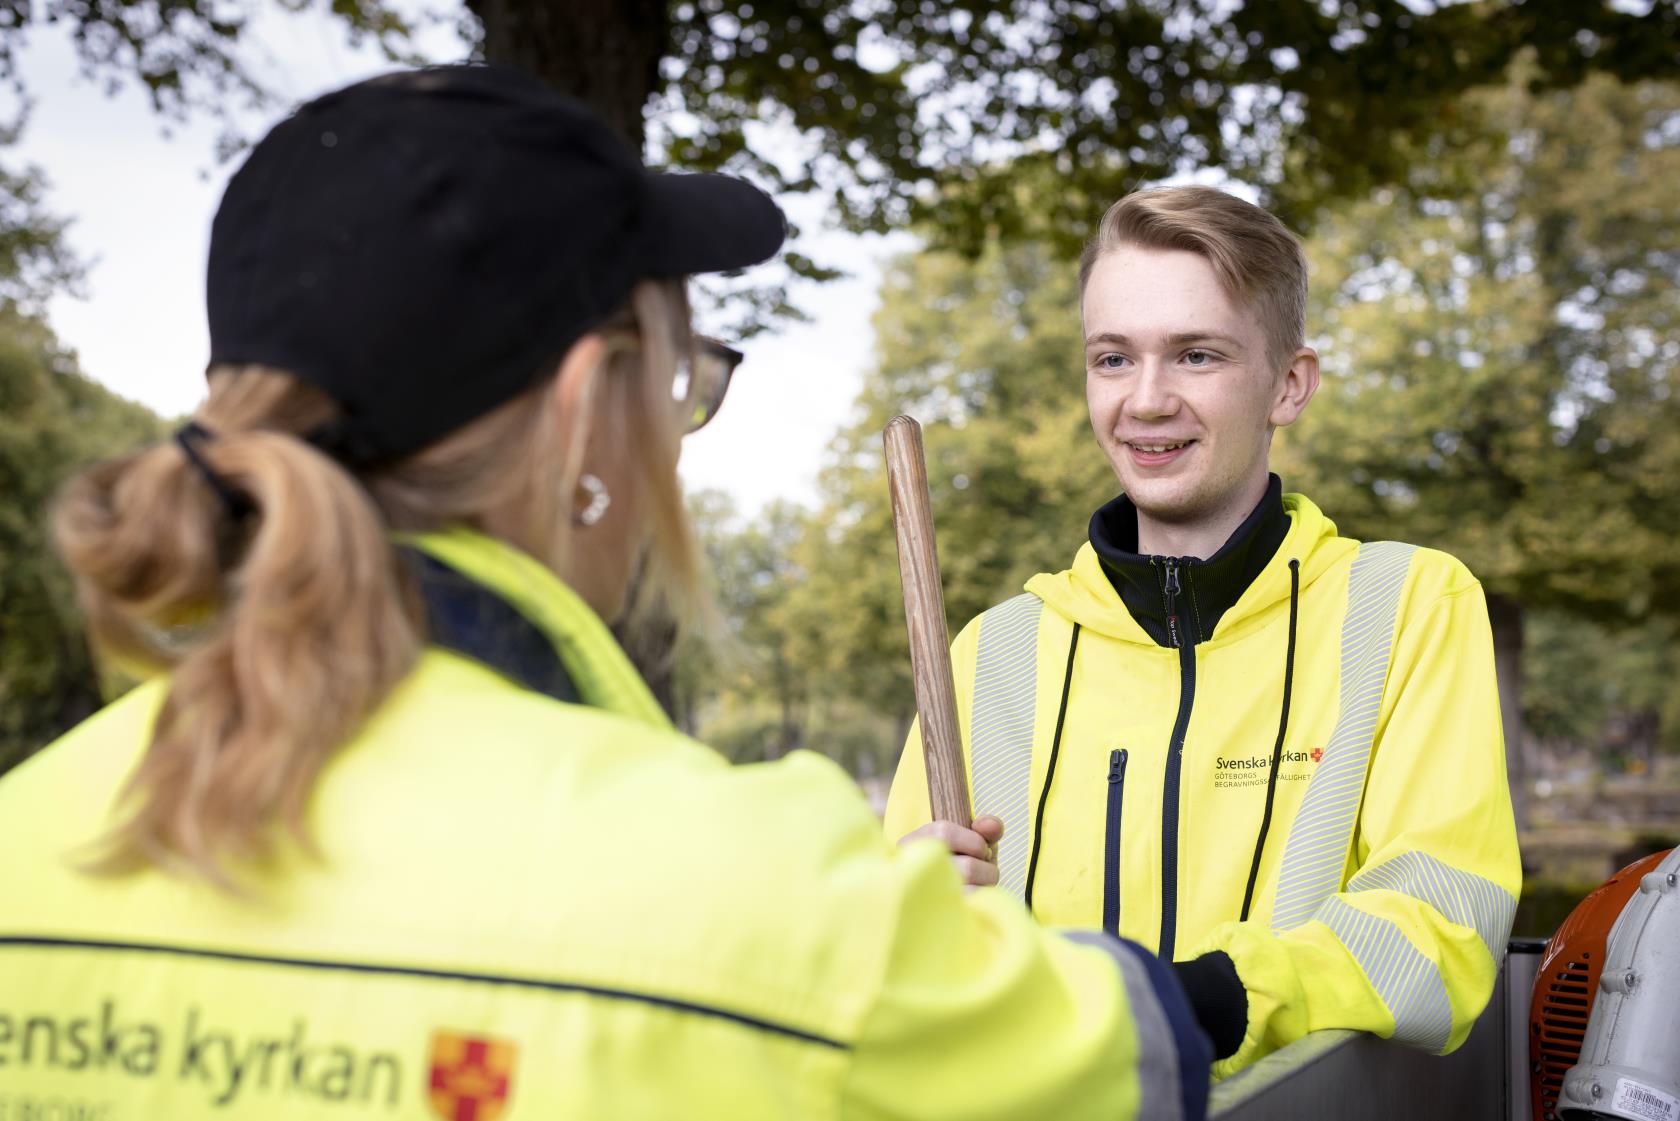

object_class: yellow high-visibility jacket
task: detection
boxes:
[886,493,1521,1076]
[0,529,1210,1120]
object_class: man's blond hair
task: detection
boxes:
[1080,186,1308,370]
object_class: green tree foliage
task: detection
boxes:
[1276,70,1680,622]
[2,2,1672,253]
[0,311,166,770]
[0,158,82,312]
[682,489,905,776]
[684,489,808,752]
[0,1,414,130]
[472,0,1680,333]
[1523,612,1679,766]
[654,0,1680,255]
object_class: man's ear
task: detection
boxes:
[1270,347,1320,428]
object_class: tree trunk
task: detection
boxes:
[772,697,795,761]
[465,0,667,152]
[1625,706,1661,777]
[770,652,798,760]
[1486,593,1529,832]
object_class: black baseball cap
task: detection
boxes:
[205,64,786,466]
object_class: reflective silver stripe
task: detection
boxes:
[1270,541,1417,932]
[1063,931,1184,1121]
[969,593,1044,900]
[1315,896,1455,1052]
[1346,851,1517,960]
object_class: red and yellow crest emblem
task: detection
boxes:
[428,1031,517,1121]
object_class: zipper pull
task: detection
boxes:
[1164,560,1183,648]
[1109,748,1128,782]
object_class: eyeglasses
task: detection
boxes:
[673,336,743,434]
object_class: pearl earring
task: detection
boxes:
[576,473,611,527]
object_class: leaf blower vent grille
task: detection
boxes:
[1529,850,1673,1121]
[1534,951,1596,1119]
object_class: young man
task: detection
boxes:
[885,186,1521,1075]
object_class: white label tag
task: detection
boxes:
[1613,1078,1679,1121]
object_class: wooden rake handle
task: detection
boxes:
[883,415,972,826]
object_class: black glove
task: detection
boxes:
[1172,951,1248,1061]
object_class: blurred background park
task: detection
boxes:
[0,1,1676,936]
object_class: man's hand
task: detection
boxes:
[898,816,1005,888]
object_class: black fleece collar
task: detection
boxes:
[1089,475,1290,648]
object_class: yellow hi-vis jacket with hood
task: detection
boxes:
[885,485,1522,1077]
[0,529,1211,1121]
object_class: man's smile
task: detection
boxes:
[1123,437,1197,466]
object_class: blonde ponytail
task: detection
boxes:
[54,372,421,882]
[52,278,711,884]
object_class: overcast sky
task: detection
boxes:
[12,8,911,516]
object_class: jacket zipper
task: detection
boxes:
[1164,560,1183,648]
[1102,748,1128,936]
[1159,559,1196,961]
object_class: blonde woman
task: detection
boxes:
[0,66,1209,1119]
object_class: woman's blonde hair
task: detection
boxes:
[53,279,701,884]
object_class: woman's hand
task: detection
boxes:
[898,815,1005,888]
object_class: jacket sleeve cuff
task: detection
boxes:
[1172,951,1248,1061]
[1062,931,1212,1121]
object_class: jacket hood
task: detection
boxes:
[1025,493,1356,644]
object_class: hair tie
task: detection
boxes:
[175,422,254,520]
